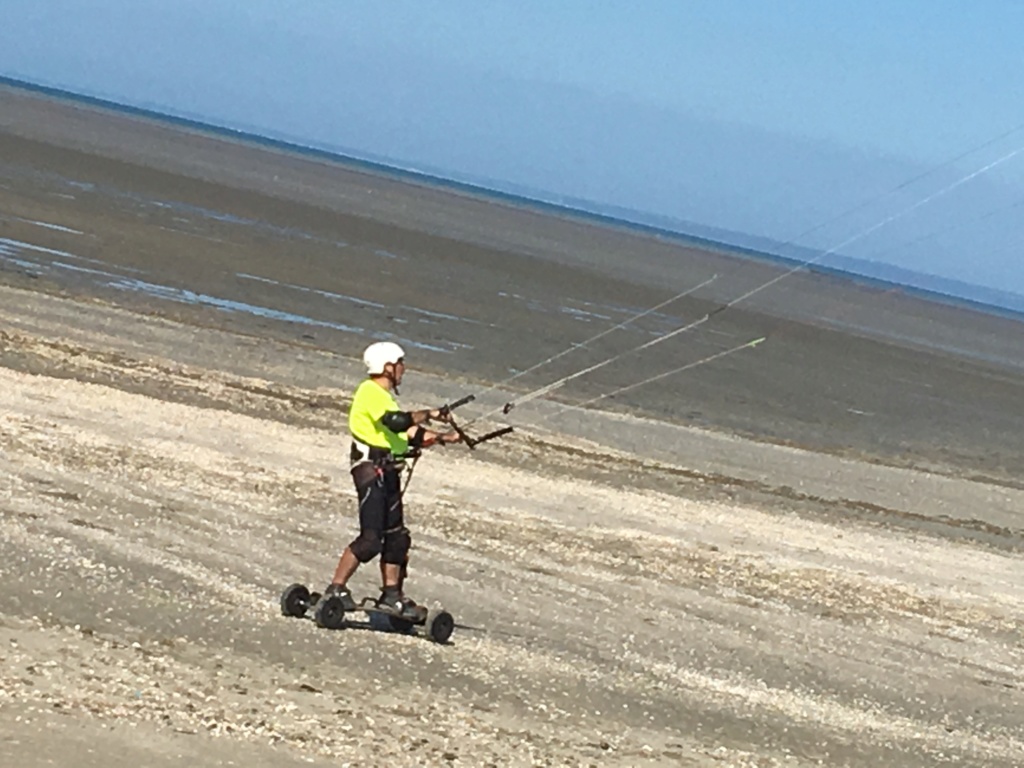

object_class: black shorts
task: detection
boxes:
[351,462,404,536]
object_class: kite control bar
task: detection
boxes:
[400,393,512,499]
[457,424,515,450]
[438,393,476,418]
[436,394,514,450]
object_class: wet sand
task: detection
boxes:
[1,84,1022,766]
[3,86,1024,487]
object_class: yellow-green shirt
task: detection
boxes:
[348,379,408,456]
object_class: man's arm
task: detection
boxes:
[380,408,461,448]
[409,424,463,448]
[381,407,450,433]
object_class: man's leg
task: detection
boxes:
[380,561,395,589]
[332,546,361,586]
[378,468,407,591]
[327,464,385,604]
[376,470,424,620]
[381,558,404,588]
[378,531,422,620]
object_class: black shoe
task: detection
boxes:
[377,590,428,622]
[323,583,357,611]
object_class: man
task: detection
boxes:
[325,340,462,620]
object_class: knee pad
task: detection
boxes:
[349,530,383,563]
[381,526,411,565]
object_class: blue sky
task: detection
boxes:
[2,1,1022,299]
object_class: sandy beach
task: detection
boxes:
[1,84,1022,766]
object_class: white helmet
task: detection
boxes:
[363,341,405,375]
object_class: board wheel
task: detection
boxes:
[314,594,348,630]
[280,583,311,618]
[426,610,454,644]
